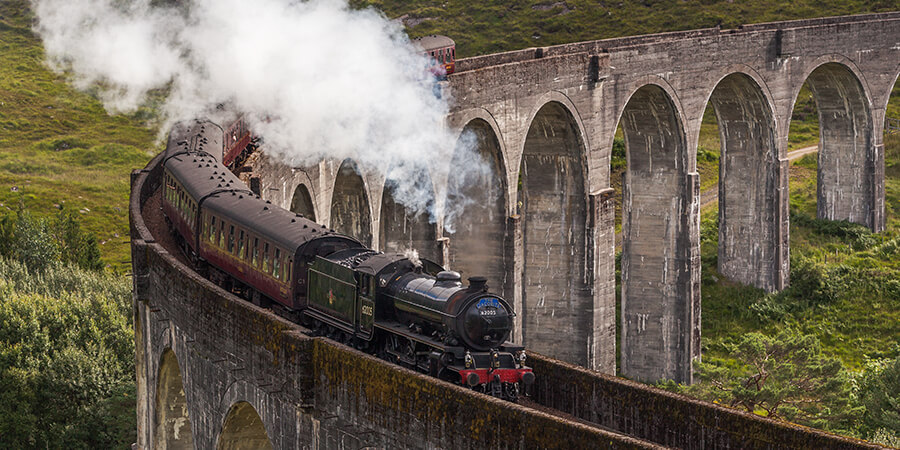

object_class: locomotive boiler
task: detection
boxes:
[160,119,533,401]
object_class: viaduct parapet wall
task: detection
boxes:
[253,12,900,384]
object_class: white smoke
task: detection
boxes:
[31,0,490,230]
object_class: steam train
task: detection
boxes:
[160,120,533,401]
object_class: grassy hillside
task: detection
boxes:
[355,0,899,57]
[0,1,158,269]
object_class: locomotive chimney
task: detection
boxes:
[467,276,488,292]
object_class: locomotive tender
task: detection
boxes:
[160,120,533,401]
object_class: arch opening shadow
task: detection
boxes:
[709,73,780,291]
[803,63,875,228]
[155,349,194,450]
[217,402,273,450]
[619,85,695,384]
[445,119,509,297]
[290,184,316,222]
[330,160,372,246]
[380,170,439,261]
[519,102,589,366]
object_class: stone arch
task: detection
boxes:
[155,348,194,449]
[518,100,590,366]
[379,167,439,261]
[290,183,317,222]
[216,401,273,450]
[705,72,781,291]
[618,83,696,384]
[793,61,877,229]
[330,159,373,246]
[445,118,509,296]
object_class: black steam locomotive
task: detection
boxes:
[161,120,533,401]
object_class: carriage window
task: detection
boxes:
[263,242,269,273]
[219,222,226,248]
[252,237,259,266]
[451,48,455,60]
[209,216,216,242]
[238,230,245,258]
[286,261,292,283]
[228,225,235,253]
[273,248,281,279]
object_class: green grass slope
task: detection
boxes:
[0,0,157,268]
[355,0,899,57]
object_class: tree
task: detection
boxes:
[0,258,135,448]
[14,211,59,273]
[52,207,103,272]
[687,329,861,433]
[859,356,900,439]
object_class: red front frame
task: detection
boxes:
[458,367,532,385]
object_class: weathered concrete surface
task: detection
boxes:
[132,154,879,449]
[250,13,900,383]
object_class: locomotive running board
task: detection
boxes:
[374,321,447,351]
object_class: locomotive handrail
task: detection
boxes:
[384,292,516,320]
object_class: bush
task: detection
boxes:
[611,137,626,171]
[785,255,840,307]
[0,207,103,273]
[0,257,134,448]
[858,356,900,438]
[687,328,861,434]
[790,210,876,250]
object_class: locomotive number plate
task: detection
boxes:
[476,298,501,309]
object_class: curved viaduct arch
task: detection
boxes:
[330,159,373,246]
[618,83,696,384]
[444,118,510,296]
[290,183,317,222]
[379,167,439,261]
[518,100,590,366]
[794,61,877,230]
[217,401,273,450]
[706,72,780,291]
[155,349,194,449]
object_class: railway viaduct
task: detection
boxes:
[132,12,899,449]
[254,12,900,384]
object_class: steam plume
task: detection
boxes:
[31,0,490,232]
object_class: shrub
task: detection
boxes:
[0,207,103,273]
[611,137,626,171]
[0,257,134,448]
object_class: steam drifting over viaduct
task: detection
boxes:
[254,12,900,383]
[132,12,899,448]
